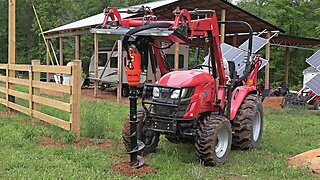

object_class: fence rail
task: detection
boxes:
[0,60,81,140]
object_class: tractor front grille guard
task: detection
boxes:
[142,84,191,132]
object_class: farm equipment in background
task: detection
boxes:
[282,88,320,110]
[282,50,320,110]
[95,6,265,167]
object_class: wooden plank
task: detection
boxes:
[0,98,6,106]
[33,95,71,112]
[33,65,71,75]
[265,32,271,89]
[33,110,71,131]
[0,64,8,69]
[220,9,226,43]
[8,89,28,100]
[284,47,290,85]
[94,33,99,98]
[59,37,63,66]
[33,81,71,94]
[8,0,16,110]
[70,60,82,141]
[174,42,179,70]
[0,87,6,94]
[8,102,29,115]
[8,64,30,71]
[0,76,6,82]
[32,60,41,114]
[9,77,29,86]
[75,35,81,60]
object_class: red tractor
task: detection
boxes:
[98,6,264,166]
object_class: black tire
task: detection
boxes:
[232,94,263,150]
[122,85,130,97]
[122,109,160,154]
[314,100,320,110]
[195,115,232,166]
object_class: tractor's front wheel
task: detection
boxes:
[122,109,160,154]
[195,115,232,166]
[232,94,264,149]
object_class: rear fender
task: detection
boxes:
[230,86,256,120]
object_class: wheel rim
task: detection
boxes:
[215,128,229,158]
[252,111,261,141]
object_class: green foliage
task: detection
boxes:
[237,0,320,87]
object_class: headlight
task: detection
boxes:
[153,87,160,98]
[171,89,181,99]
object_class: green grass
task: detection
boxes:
[0,100,319,179]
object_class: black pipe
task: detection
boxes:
[208,32,218,79]
[129,86,138,166]
[218,21,253,82]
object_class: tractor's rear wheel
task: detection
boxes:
[232,94,263,149]
[314,100,320,110]
[122,109,160,154]
[195,115,232,166]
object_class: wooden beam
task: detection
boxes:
[284,47,290,85]
[46,39,50,82]
[265,32,271,89]
[94,34,99,98]
[232,34,237,46]
[220,9,226,44]
[70,60,82,141]
[33,95,71,112]
[174,42,179,70]
[32,60,40,114]
[33,110,71,131]
[33,81,71,94]
[75,35,81,60]
[8,0,16,107]
[117,40,123,103]
[33,65,71,74]
[59,37,63,66]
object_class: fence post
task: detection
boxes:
[70,60,81,141]
[30,60,40,116]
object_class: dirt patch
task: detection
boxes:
[263,97,283,112]
[81,88,129,104]
[0,111,8,116]
[76,137,113,149]
[112,162,157,177]
[288,148,320,176]
[38,136,64,148]
[40,89,65,96]
[21,120,50,127]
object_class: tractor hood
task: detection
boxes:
[157,70,214,87]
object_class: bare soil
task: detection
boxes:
[263,97,283,113]
[112,162,157,177]
[38,136,64,148]
[288,148,320,176]
[81,88,129,104]
[40,89,65,96]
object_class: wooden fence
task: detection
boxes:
[0,60,81,139]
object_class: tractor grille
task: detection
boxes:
[152,100,190,118]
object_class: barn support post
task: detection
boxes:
[8,0,16,108]
[94,34,99,98]
[75,35,81,60]
[284,47,290,85]
[46,39,50,82]
[265,32,271,89]
[117,40,123,103]
[59,37,63,66]
[174,42,179,70]
[220,9,226,44]
[232,34,237,46]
